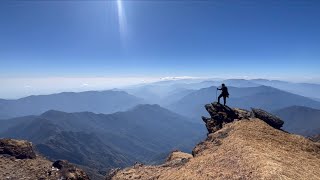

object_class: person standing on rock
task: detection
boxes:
[217,83,229,106]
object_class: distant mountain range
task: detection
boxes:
[1,78,320,178]
[249,79,320,99]
[273,106,320,136]
[0,90,143,119]
[125,80,213,105]
[167,85,320,120]
[122,78,320,105]
[1,78,319,119]
[205,78,320,99]
[0,104,205,173]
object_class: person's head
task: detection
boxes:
[222,83,225,87]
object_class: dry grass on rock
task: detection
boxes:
[111,119,320,180]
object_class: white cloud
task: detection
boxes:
[160,76,200,80]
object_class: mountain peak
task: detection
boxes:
[41,109,67,117]
[130,104,162,111]
[128,104,177,115]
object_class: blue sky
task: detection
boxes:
[0,0,320,97]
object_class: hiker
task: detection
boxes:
[217,83,229,106]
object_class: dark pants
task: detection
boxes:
[218,94,227,105]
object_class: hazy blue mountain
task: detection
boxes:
[0,90,143,119]
[250,79,320,99]
[273,106,320,136]
[209,78,320,100]
[212,79,260,87]
[125,80,213,105]
[161,88,196,106]
[0,104,205,172]
[36,131,134,170]
[168,86,320,120]
[124,78,320,105]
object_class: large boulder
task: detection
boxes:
[251,108,284,129]
[0,138,36,159]
[205,103,238,123]
[202,102,244,133]
[53,160,90,180]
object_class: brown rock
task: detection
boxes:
[202,102,240,134]
[0,139,90,180]
[165,150,192,163]
[52,160,90,180]
[251,108,284,129]
[0,138,36,159]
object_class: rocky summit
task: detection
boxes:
[201,103,284,134]
[0,138,90,180]
[108,103,320,180]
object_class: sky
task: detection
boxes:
[0,0,320,98]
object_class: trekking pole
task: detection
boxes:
[216,88,218,102]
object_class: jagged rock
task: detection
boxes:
[202,103,284,134]
[234,108,252,119]
[0,139,36,159]
[205,103,238,123]
[310,135,320,142]
[202,102,240,133]
[106,168,120,180]
[52,160,90,180]
[251,108,284,129]
[201,116,222,134]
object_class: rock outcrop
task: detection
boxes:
[251,108,284,129]
[0,139,36,159]
[202,103,284,134]
[0,138,90,180]
[109,103,320,180]
[201,103,251,133]
[311,134,320,142]
[53,160,90,180]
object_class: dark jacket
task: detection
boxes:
[218,86,229,97]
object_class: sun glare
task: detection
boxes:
[116,0,127,41]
